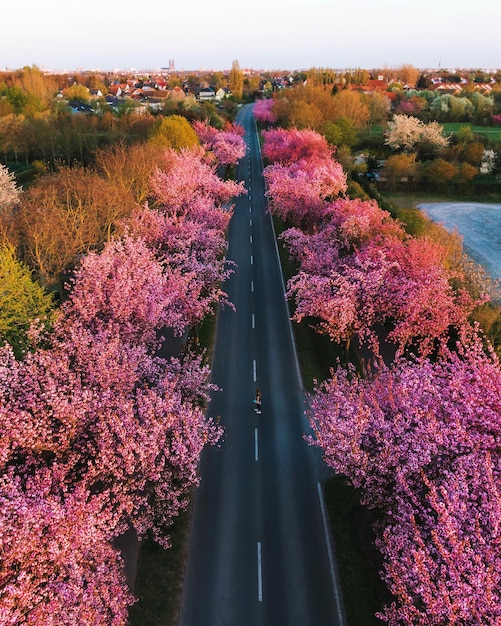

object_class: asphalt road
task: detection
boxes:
[179,104,345,626]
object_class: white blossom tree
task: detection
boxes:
[0,164,20,210]
[384,115,449,157]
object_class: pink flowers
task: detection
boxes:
[309,341,501,623]
[192,121,246,167]
[0,141,244,622]
[253,99,277,125]
[262,128,347,230]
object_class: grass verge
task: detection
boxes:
[325,477,392,625]
[128,506,191,626]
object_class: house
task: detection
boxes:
[215,87,231,101]
[168,85,186,101]
[198,86,216,101]
[433,83,463,95]
[108,84,124,98]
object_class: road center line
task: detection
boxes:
[250,254,253,265]
[252,313,255,329]
[257,542,263,602]
[251,280,254,292]
[250,218,253,227]
[254,428,259,461]
[250,235,253,244]
[253,359,257,382]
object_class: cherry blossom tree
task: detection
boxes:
[264,156,347,229]
[210,131,246,167]
[192,121,246,167]
[0,473,133,626]
[263,106,501,624]
[0,137,239,622]
[377,236,482,356]
[151,146,245,213]
[253,99,277,125]
[281,199,481,356]
[125,204,234,327]
[0,302,221,621]
[192,120,219,146]
[261,127,334,164]
[308,337,501,624]
[63,235,191,345]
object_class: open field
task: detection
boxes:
[419,201,501,282]
[442,122,501,140]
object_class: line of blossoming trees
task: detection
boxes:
[254,102,501,624]
[0,125,246,623]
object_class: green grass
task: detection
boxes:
[128,507,191,626]
[381,192,454,236]
[325,477,392,625]
[442,122,501,139]
[358,122,501,147]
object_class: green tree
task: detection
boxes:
[321,117,357,148]
[462,141,484,166]
[331,89,370,129]
[455,161,478,189]
[418,158,457,190]
[382,153,417,191]
[0,244,54,357]
[63,84,91,103]
[17,166,137,291]
[363,91,391,130]
[229,60,244,100]
[148,114,199,150]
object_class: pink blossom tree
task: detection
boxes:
[253,99,277,125]
[308,338,501,624]
[0,473,133,626]
[151,146,245,213]
[126,204,234,326]
[281,202,481,356]
[0,132,244,622]
[192,121,246,167]
[0,312,221,620]
[264,109,501,624]
[211,131,246,167]
[192,120,219,146]
[264,156,347,229]
[63,235,189,345]
[262,127,334,164]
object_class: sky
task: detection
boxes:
[2,0,501,73]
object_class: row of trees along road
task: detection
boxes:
[256,118,501,624]
[0,118,247,623]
